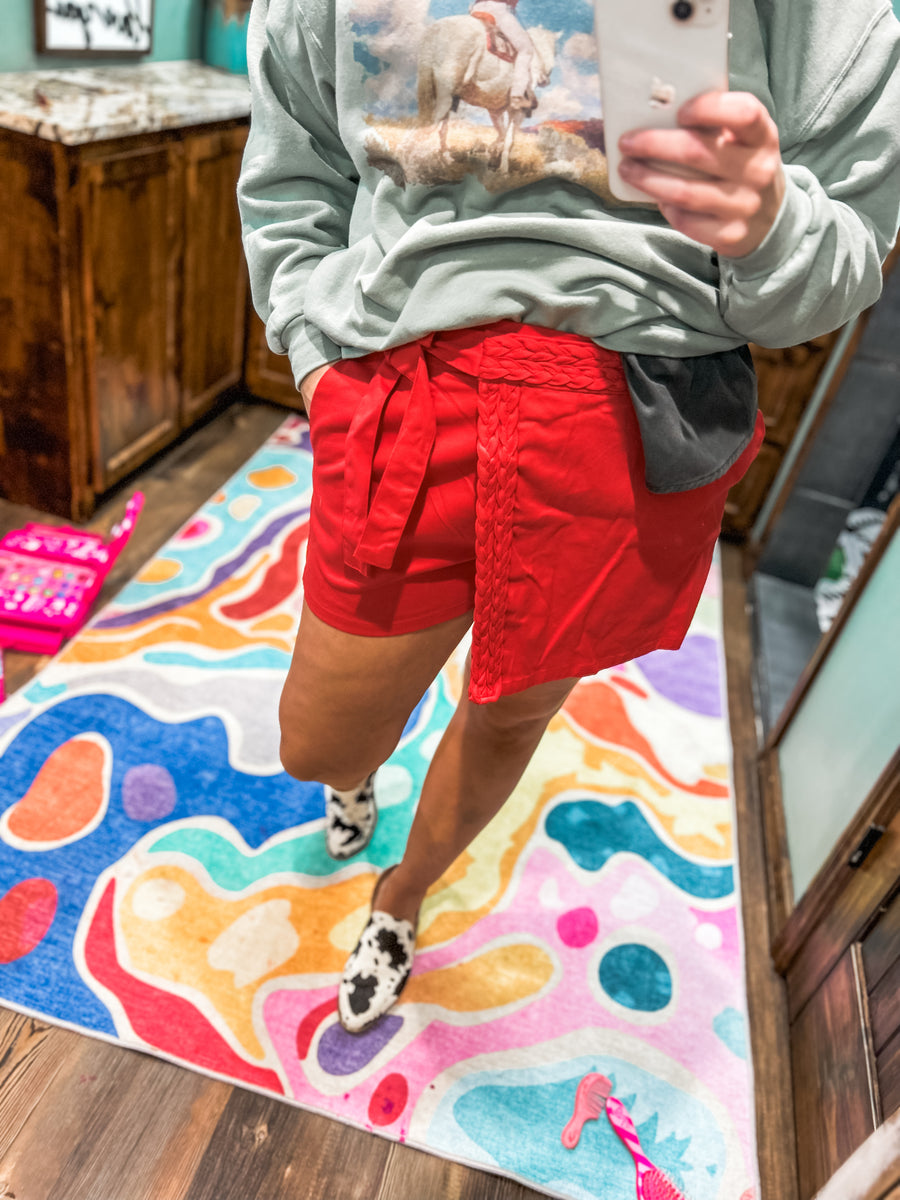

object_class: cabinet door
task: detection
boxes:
[244,309,304,409]
[722,334,843,536]
[82,143,181,492]
[790,948,878,1199]
[181,126,249,425]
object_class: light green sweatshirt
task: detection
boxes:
[238,0,900,389]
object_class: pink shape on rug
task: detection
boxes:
[0,878,57,963]
[557,906,599,948]
[689,905,741,973]
[84,880,284,1093]
[177,518,211,541]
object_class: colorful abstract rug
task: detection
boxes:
[0,417,757,1200]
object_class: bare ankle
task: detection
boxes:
[374,865,425,926]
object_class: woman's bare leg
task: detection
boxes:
[279,603,576,926]
[278,602,473,792]
[375,664,578,923]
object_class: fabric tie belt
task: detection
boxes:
[341,323,625,703]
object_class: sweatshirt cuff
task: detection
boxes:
[283,317,343,389]
[719,173,814,284]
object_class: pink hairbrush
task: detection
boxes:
[561,1073,612,1148]
[606,1095,688,1200]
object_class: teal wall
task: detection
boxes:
[204,7,250,74]
[0,0,204,73]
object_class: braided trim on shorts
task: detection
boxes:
[471,378,520,704]
[478,335,622,390]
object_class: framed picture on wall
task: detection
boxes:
[34,0,154,57]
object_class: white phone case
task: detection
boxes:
[594,0,730,202]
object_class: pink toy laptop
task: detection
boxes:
[0,492,144,677]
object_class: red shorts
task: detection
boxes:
[303,321,763,703]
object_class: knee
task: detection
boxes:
[278,736,379,791]
[467,684,573,742]
[278,709,392,790]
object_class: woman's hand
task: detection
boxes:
[299,362,335,416]
[618,91,786,259]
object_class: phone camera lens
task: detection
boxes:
[672,0,694,19]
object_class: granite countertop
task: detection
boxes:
[0,60,250,144]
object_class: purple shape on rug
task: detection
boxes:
[636,634,721,717]
[122,764,177,821]
[317,1015,403,1075]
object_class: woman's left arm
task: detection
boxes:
[618,91,786,260]
[616,13,900,347]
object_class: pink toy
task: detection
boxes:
[606,1094,688,1200]
[0,493,144,686]
[561,1073,613,1148]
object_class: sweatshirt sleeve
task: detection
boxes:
[237,0,358,386]
[718,4,900,348]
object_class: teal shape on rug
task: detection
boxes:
[713,1008,749,1060]
[148,802,413,883]
[599,943,673,1012]
[23,681,67,704]
[545,800,733,899]
[428,1057,725,1200]
[144,649,293,671]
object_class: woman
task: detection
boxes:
[238,0,900,1032]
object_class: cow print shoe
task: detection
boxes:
[325,772,377,860]
[338,877,416,1034]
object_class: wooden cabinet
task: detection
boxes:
[759,502,900,1199]
[245,309,303,409]
[723,334,845,536]
[81,141,182,491]
[0,119,249,519]
[181,128,250,426]
[790,948,877,1195]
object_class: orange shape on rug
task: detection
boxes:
[402,943,554,1011]
[137,558,182,584]
[248,465,296,489]
[565,680,728,798]
[4,735,109,846]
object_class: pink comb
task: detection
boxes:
[606,1095,688,1200]
[561,1073,612,1149]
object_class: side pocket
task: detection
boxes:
[303,361,341,421]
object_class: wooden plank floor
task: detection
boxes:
[0,401,796,1199]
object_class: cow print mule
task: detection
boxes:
[338,867,417,1034]
[325,772,377,860]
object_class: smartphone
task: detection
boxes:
[594,0,730,202]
